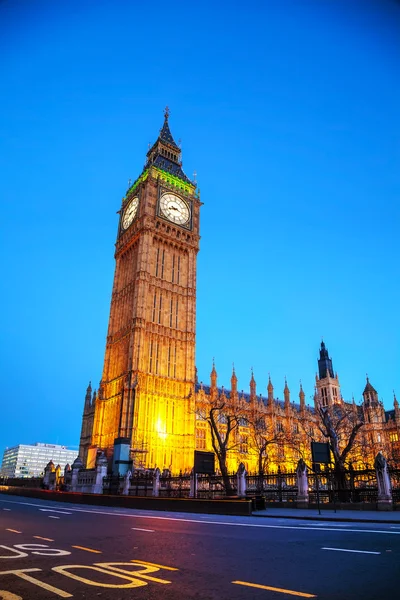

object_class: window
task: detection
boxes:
[152,292,157,321]
[196,428,206,450]
[155,248,160,277]
[240,436,248,454]
[390,432,399,443]
[158,294,162,324]
[167,343,171,377]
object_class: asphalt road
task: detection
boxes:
[0,494,399,599]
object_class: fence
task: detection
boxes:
[101,466,400,506]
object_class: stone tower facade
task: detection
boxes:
[314,341,341,408]
[80,109,201,472]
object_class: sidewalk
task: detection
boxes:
[253,506,400,524]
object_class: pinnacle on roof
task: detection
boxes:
[363,376,377,395]
[158,106,180,149]
[318,340,334,379]
[143,107,193,186]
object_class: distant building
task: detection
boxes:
[0,443,78,478]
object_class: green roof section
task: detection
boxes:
[124,166,195,203]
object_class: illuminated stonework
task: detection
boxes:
[79,114,400,475]
[79,110,200,473]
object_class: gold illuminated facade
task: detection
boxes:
[79,114,400,475]
[80,109,200,472]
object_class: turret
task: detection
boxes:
[318,341,334,379]
[85,382,92,409]
[249,369,256,404]
[231,365,238,398]
[210,360,217,390]
[314,341,341,407]
[394,392,400,423]
[362,377,385,424]
[299,382,305,412]
[267,375,274,406]
[284,378,290,411]
[362,377,379,408]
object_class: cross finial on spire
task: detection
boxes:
[164,106,170,120]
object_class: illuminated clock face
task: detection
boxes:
[122,197,139,229]
[159,193,190,225]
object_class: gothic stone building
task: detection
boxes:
[79,112,400,475]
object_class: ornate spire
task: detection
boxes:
[267,374,274,405]
[363,376,379,407]
[210,359,217,389]
[158,106,179,148]
[299,382,305,409]
[144,108,193,185]
[284,377,290,408]
[318,341,334,379]
[231,364,238,395]
[85,382,92,408]
[250,368,256,399]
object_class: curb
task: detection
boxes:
[251,512,400,525]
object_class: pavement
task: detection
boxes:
[253,506,400,523]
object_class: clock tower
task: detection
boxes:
[83,109,200,473]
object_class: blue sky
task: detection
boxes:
[1,0,399,456]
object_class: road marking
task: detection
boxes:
[45,509,400,536]
[48,516,60,519]
[2,499,400,536]
[2,509,11,511]
[0,590,22,599]
[33,536,54,542]
[0,568,72,597]
[51,564,147,589]
[72,546,102,554]
[390,526,400,529]
[39,509,72,515]
[128,560,178,571]
[5,530,21,534]
[232,580,316,597]
[131,527,155,532]
[322,547,381,555]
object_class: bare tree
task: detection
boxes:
[247,415,282,479]
[316,403,364,495]
[197,392,245,496]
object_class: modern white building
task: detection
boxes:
[0,443,78,478]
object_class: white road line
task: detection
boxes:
[2,499,400,536]
[48,516,60,519]
[2,508,11,511]
[39,509,72,515]
[322,547,381,555]
[390,526,400,529]
[131,527,155,532]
